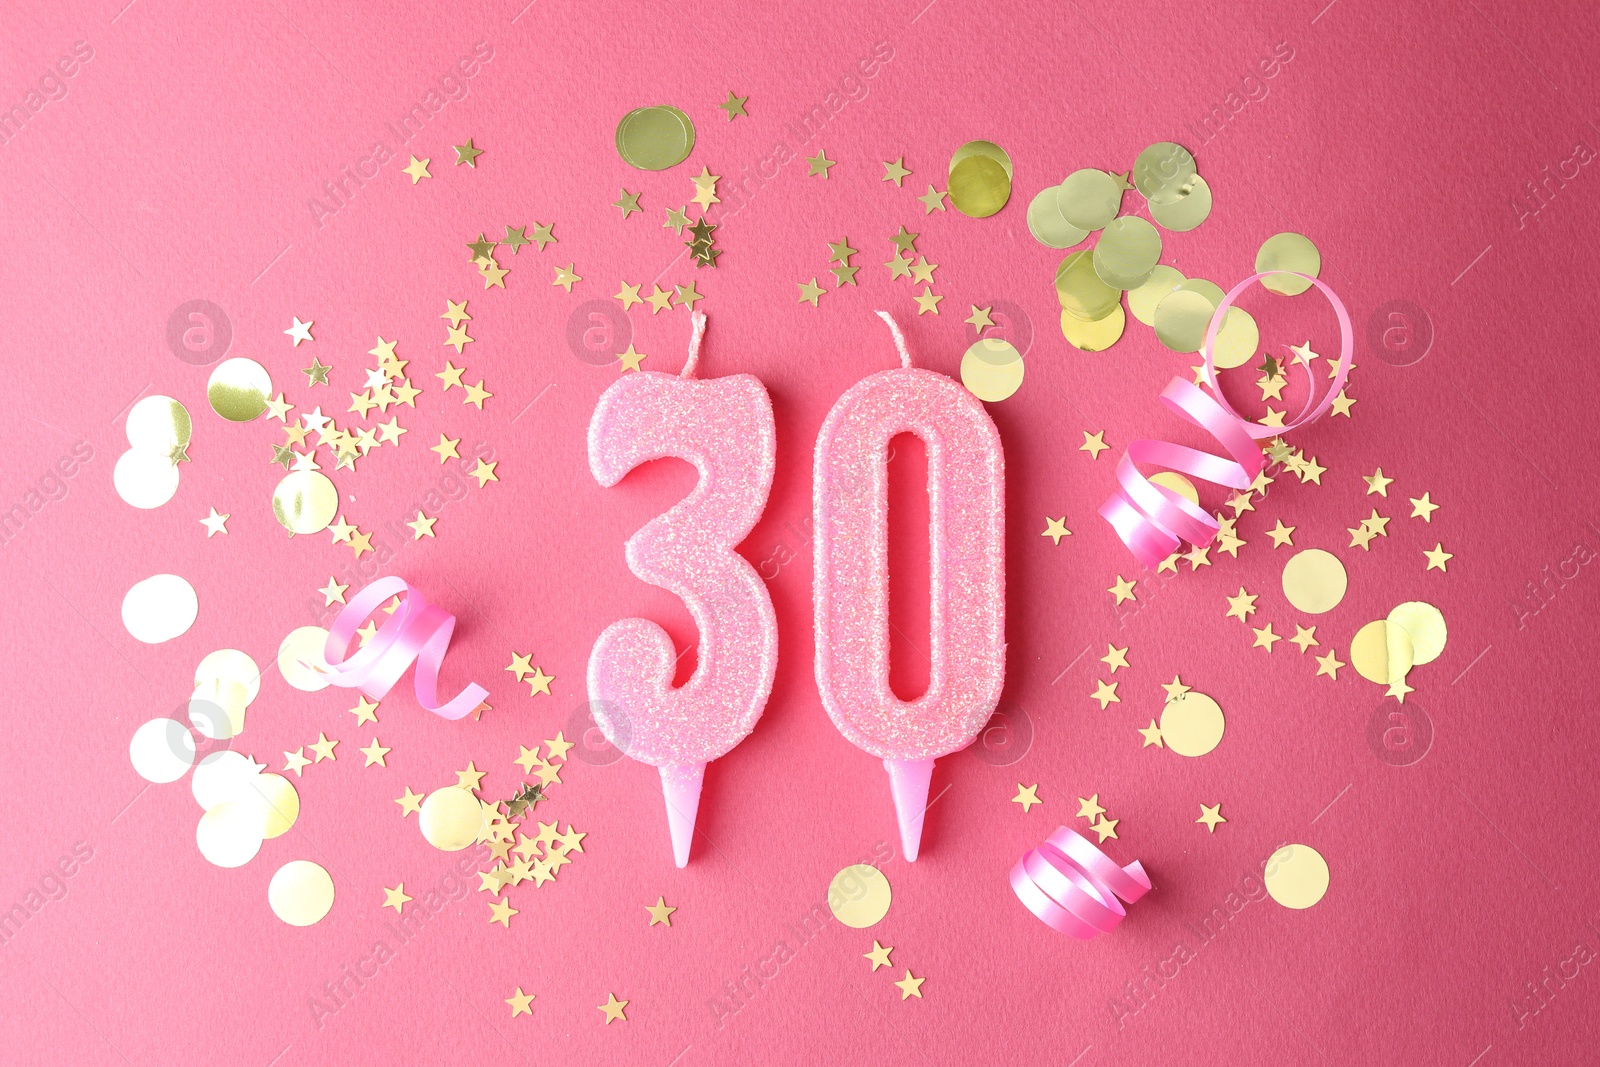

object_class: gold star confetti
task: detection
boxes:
[402,155,431,183]
[444,324,472,354]
[885,253,913,280]
[674,281,703,309]
[395,787,424,816]
[488,899,518,927]
[479,260,508,288]
[806,150,835,177]
[1100,644,1129,672]
[1090,680,1120,709]
[1090,817,1119,842]
[645,896,677,926]
[1267,520,1295,548]
[612,189,641,218]
[1330,390,1356,416]
[618,344,647,372]
[1364,468,1394,496]
[1348,524,1377,551]
[507,988,535,1017]
[1138,721,1164,747]
[319,577,348,606]
[913,287,942,315]
[309,732,338,762]
[1362,509,1391,538]
[503,226,530,253]
[506,652,533,681]
[1289,625,1319,653]
[909,257,938,284]
[1080,431,1109,458]
[882,157,910,186]
[466,235,496,263]
[453,138,483,167]
[406,511,437,539]
[1011,784,1041,812]
[1410,493,1439,521]
[1386,678,1415,702]
[1424,543,1453,572]
[526,666,554,696]
[354,620,377,644]
[284,316,314,346]
[1225,587,1258,621]
[457,761,485,790]
[199,507,229,536]
[469,458,498,487]
[1076,794,1106,820]
[797,278,825,306]
[1315,650,1345,679]
[545,732,574,761]
[283,748,311,777]
[894,971,926,1000]
[614,281,643,309]
[302,357,330,386]
[917,185,948,213]
[1258,373,1286,401]
[1297,456,1326,484]
[265,393,293,421]
[1162,676,1191,701]
[598,994,628,1023]
[717,90,748,119]
[552,263,582,292]
[430,434,461,462]
[382,884,412,913]
[1108,575,1137,605]
[463,380,493,409]
[529,221,556,249]
[1042,517,1070,545]
[865,941,894,970]
[1252,623,1281,652]
[890,226,918,253]
[348,696,379,726]
[831,263,860,286]
[1197,804,1226,832]
[966,305,995,332]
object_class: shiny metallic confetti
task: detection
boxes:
[1256,232,1322,295]
[615,106,695,170]
[948,140,1012,217]
[208,357,272,421]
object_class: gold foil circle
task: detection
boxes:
[195,648,262,706]
[1153,289,1215,353]
[277,626,332,692]
[1092,216,1163,289]
[125,395,192,454]
[268,860,335,926]
[251,773,300,839]
[960,339,1024,401]
[420,786,485,851]
[1055,169,1123,230]
[1149,173,1213,231]
[1180,278,1225,307]
[1026,187,1088,248]
[113,449,180,509]
[1387,602,1447,666]
[1211,307,1260,370]
[1055,250,1121,322]
[273,471,338,534]
[949,139,1013,180]
[1159,692,1225,757]
[1281,548,1348,614]
[1264,844,1329,909]
[1256,232,1322,296]
[1133,142,1198,205]
[121,574,198,644]
[948,155,1010,218]
[196,801,264,868]
[1350,620,1414,685]
[615,106,695,171]
[207,357,272,422]
[1149,471,1199,505]
[827,864,892,928]
[1126,265,1185,326]
[1061,304,1125,352]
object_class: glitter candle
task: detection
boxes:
[813,313,1006,861]
[587,314,778,868]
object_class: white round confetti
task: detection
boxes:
[269,860,335,926]
[196,801,264,868]
[189,678,248,740]
[277,626,332,692]
[113,449,180,509]
[195,648,262,705]
[121,574,198,644]
[124,394,192,454]
[191,750,261,811]
[129,718,195,784]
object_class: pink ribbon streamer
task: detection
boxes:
[1010,826,1151,939]
[317,576,488,720]
[1099,271,1354,568]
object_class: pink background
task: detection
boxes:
[4,1,1600,1064]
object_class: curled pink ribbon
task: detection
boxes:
[1099,271,1354,568]
[317,576,488,720]
[1010,826,1152,939]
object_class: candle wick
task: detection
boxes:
[681,310,707,378]
[875,310,913,369]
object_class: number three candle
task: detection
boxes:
[587,313,778,867]
[813,312,1006,861]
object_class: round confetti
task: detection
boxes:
[1255,232,1322,296]
[113,449,180,509]
[949,139,1013,180]
[1264,844,1330,909]
[196,801,264,868]
[124,395,192,455]
[272,470,338,535]
[1149,471,1199,505]
[206,357,272,422]
[948,154,1010,218]
[1055,249,1121,322]
[615,106,695,171]
[191,750,260,811]
[121,574,198,644]
[827,864,892,929]
[1281,548,1348,614]
[960,338,1024,402]
[1159,691,1225,757]
[1152,289,1215,353]
[1148,173,1212,231]
[1026,187,1089,248]
[1211,307,1261,370]
[253,773,300,838]
[1180,278,1225,307]
[1350,620,1415,685]
[1055,169,1122,230]
[1092,216,1163,289]
[1060,304,1125,352]
[419,786,484,851]
[268,860,335,926]
[129,717,195,784]
[1388,601,1447,665]
[195,648,262,706]
[1132,142,1198,205]
[1126,265,1185,326]
[277,625,332,692]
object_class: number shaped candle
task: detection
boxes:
[813,312,1006,861]
[587,313,778,868]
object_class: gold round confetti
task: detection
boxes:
[195,648,262,706]
[827,864,892,929]
[121,573,198,644]
[959,338,1025,402]
[1281,548,1348,614]
[1387,601,1447,666]
[189,677,248,740]
[277,625,332,692]
[1126,265,1185,326]
[1092,216,1163,289]
[949,139,1013,180]
[1149,471,1199,505]
[1152,289,1215,353]
[1060,304,1125,352]
[1132,142,1198,205]
[1350,620,1415,685]
[272,470,338,535]
[1179,278,1225,307]
[113,449,180,509]
[1055,249,1121,322]
[1148,173,1213,231]
[1264,844,1330,909]
[251,773,300,839]
[419,786,485,851]
[1027,187,1089,248]
[129,717,195,784]
[268,860,335,926]
[1255,232,1322,296]
[125,395,192,455]
[615,105,695,171]
[948,154,1010,218]
[207,357,272,422]
[191,750,260,811]
[1211,307,1261,370]
[196,801,264,868]
[1055,168,1123,230]
[1159,691,1225,757]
